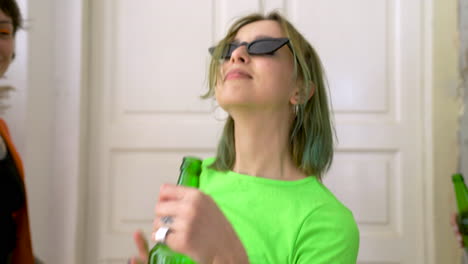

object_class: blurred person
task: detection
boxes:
[0,0,34,263]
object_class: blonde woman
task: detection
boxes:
[131,12,359,264]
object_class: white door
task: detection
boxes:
[86,0,428,263]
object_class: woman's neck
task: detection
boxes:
[231,110,305,181]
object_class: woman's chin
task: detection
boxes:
[217,100,254,111]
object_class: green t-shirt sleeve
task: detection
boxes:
[292,204,360,264]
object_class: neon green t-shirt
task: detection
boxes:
[199,158,360,264]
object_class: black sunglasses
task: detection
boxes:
[208,37,291,59]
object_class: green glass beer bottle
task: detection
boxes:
[452,173,468,253]
[148,156,202,264]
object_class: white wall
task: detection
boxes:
[25,0,86,263]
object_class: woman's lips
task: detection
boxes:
[224,69,252,80]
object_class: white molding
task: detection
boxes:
[73,0,91,264]
[76,0,90,263]
[26,0,56,261]
[26,0,86,263]
[51,0,87,263]
[422,0,435,262]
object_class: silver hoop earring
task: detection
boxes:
[294,104,299,115]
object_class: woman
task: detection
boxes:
[131,11,359,264]
[0,0,34,263]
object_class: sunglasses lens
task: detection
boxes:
[208,44,235,59]
[209,38,289,58]
[249,39,287,54]
[223,44,238,58]
[208,47,215,55]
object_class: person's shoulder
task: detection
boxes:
[300,181,359,236]
[199,157,227,191]
[295,201,360,263]
[202,157,216,166]
[0,118,9,134]
[200,157,219,179]
[312,200,357,225]
[299,178,349,208]
[201,157,216,171]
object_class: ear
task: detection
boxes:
[289,83,316,105]
[307,83,316,100]
[289,87,301,105]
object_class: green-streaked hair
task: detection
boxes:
[203,11,335,179]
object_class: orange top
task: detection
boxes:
[0,119,34,264]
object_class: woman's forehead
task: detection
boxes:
[0,9,12,24]
[234,20,285,41]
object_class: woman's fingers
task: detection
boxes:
[151,187,205,253]
[451,213,458,230]
[132,230,149,262]
[451,213,465,248]
[158,184,183,201]
[154,200,184,217]
[158,184,198,202]
[128,256,144,264]
[150,185,247,263]
[153,186,202,235]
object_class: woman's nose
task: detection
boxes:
[229,45,250,64]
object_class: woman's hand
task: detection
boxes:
[451,212,464,248]
[152,184,249,264]
[129,230,149,264]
